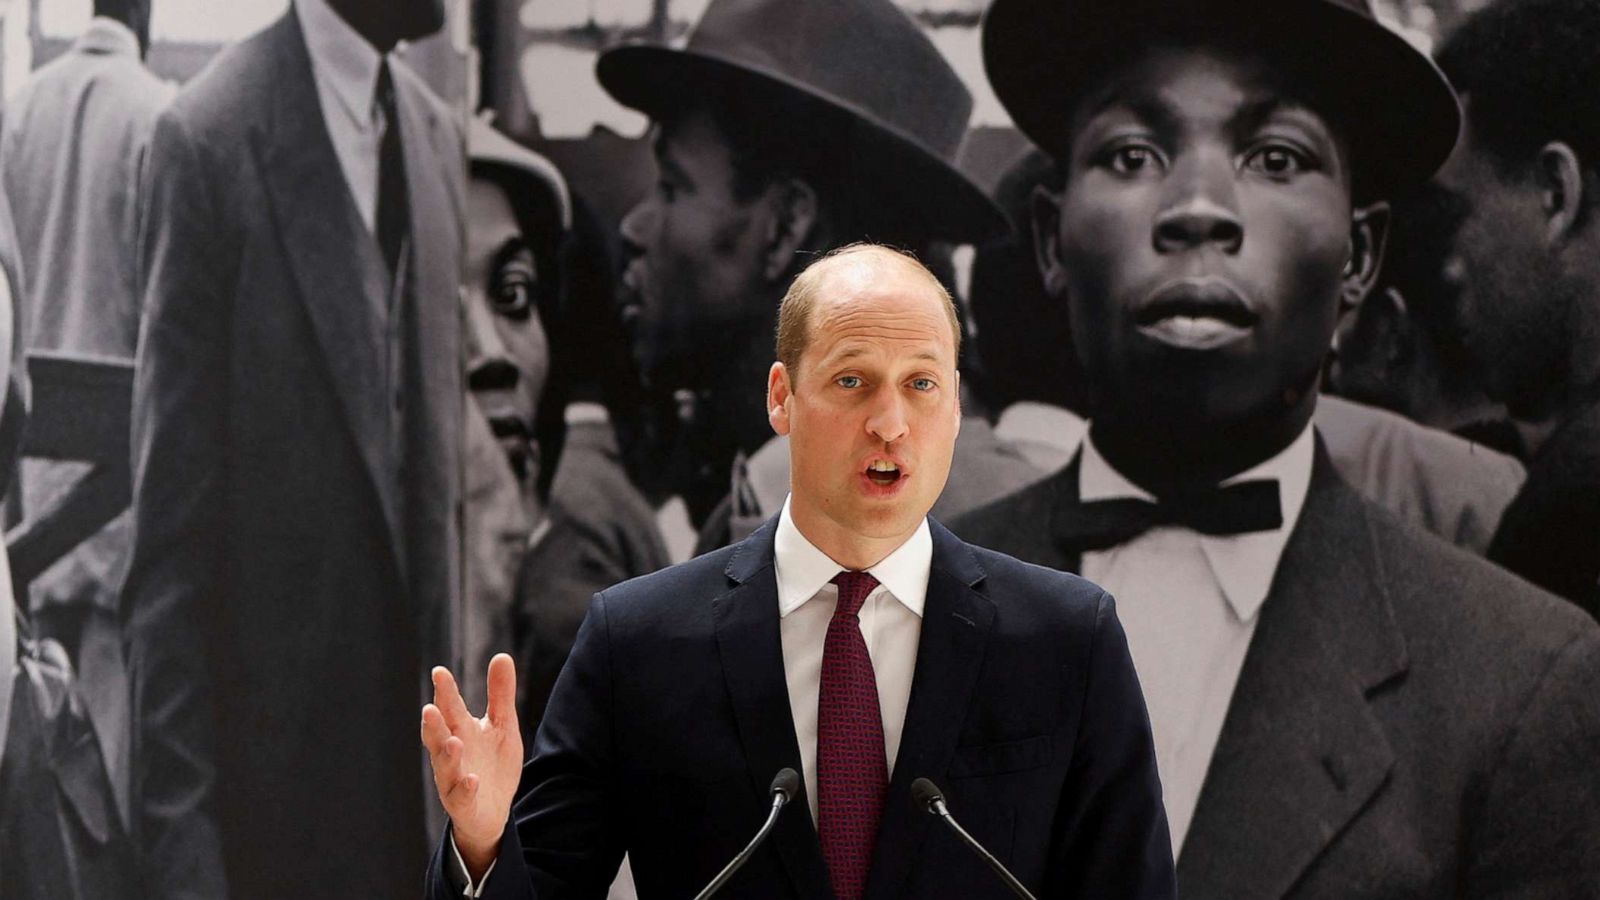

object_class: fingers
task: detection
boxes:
[431,666,474,732]
[420,704,452,757]
[486,653,518,729]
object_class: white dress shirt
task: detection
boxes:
[294,0,387,234]
[774,495,930,823]
[1078,424,1314,856]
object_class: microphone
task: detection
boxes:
[911,777,1038,900]
[692,768,801,900]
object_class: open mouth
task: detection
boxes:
[1136,279,1258,350]
[865,458,903,487]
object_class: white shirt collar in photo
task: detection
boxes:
[773,495,930,619]
[1078,421,1316,623]
[294,0,388,231]
[296,0,383,126]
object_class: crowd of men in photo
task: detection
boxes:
[0,0,1597,895]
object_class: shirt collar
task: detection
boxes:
[1078,420,1317,623]
[773,495,931,620]
[76,17,140,57]
[295,0,384,129]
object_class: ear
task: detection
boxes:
[1535,141,1586,245]
[761,177,820,283]
[1341,201,1391,311]
[1031,185,1070,299]
[767,362,793,436]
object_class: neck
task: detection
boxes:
[789,503,913,572]
[1090,392,1315,495]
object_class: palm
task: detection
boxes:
[422,654,524,868]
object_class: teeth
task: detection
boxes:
[868,460,898,473]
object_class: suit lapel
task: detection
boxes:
[865,521,994,900]
[252,10,405,571]
[713,519,832,899]
[1178,445,1408,898]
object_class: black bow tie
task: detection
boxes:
[1053,480,1283,553]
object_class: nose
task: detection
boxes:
[1153,152,1243,255]
[465,291,518,392]
[619,197,655,256]
[865,389,909,445]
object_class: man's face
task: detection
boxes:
[465,175,550,486]
[1432,96,1568,414]
[770,259,961,555]
[327,0,445,51]
[1041,45,1364,430]
[618,107,775,389]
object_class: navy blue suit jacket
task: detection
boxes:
[430,517,1175,899]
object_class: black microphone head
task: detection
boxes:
[910,777,944,812]
[771,767,801,802]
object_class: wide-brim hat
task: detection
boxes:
[468,115,571,239]
[597,0,1008,243]
[983,0,1461,202]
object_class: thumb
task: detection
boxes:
[486,653,518,729]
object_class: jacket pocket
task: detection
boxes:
[948,734,1054,778]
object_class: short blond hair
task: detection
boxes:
[774,243,961,375]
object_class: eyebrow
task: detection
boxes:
[830,347,944,364]
[490,236,533,276]
[1082,91,1313,137]
[652,133,693,188]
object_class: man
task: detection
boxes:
[1430,0,1600,616]
[599,0,1040,544]
[952,0,1600,895]
[1327,184,1520,455]
[0,165,134,898]
[972,150,1527,555]
[422,245,1175,899]
[0,0,172,827]
[123,0,463,895]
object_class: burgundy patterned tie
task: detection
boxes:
[818,570,887,900]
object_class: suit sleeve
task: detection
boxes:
[429,592,626,900]
[1044,590,1177,900]
[1461,625,1600,897]
[121,108,231,900]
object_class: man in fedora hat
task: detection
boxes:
[598,0,1040,549]
[952,0,1600,895]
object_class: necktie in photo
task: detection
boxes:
[1054,479,1283,553]
[818,570,886,900]
[374,60,408,276]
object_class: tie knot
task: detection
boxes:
[830,570,880,618]
[374,60,397,114]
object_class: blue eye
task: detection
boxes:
[911,378,935,392]
[837,375,862,389]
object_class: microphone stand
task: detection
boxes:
[912,777,1038,900]
[692,768,799,900]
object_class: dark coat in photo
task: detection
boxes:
[122,8,463,897]
[951,440,1600,898]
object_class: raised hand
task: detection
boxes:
[421,653,524,879]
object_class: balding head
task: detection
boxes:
[775,243,961,378]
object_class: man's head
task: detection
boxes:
[767,245,962,568]
[984,0,1457,452]
[325,0,445,52]
[598,0,1003,394]
[1433,0,1600,418]
[466,121,572,503]
[94,0,151,54]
